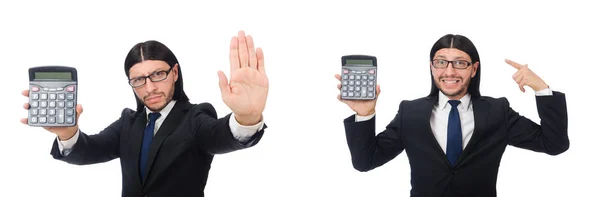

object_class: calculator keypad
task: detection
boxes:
[29,84,77,126]
[340,68,376,99]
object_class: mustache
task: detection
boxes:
[439,75,463,80]
[144,92,164,100]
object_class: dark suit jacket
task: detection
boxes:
[344,91,569,197]
[51,100,266,197]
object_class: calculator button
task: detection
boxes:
[348,86,354,91]
[31,101,39,108]
[362,75,367,80]
[66,116,74,124]
[349,81,354,85]
[355,87,360,91]
[57,87,64,91]
[57,115,65,124]
[49,109,56,115]
[66,93,74,100]
[31,86,40,92]
[40,109,47,115]
[348,92,354,97]
[58,101,65,108]
[48,116,56,123]
[369,69,375,74]
[66,101,74,108]
[30,109,38,115]
[66,109,74,116]
[31,93,39,100]
[368,92,374,97]
[342,92,348,97]
[49,88,57,91]
[43,88,49,91]
[342,75,348,79]
[58,93,65,100]
[30,117,38,123]
[39,116,47,123]
[342,86,347,91]
[343,69,349,74]
[362,81,367,86]
[349,75,355,80]
[49,101,56,108]
[342,81,348,85]
[368,87,374,91]
[40,93,48,100]
[369,81,374,86]
[49,93,56,100]
[362,89,367,97]
[57,109,65,116]
[66,85,75,92]
[40,101,47,108]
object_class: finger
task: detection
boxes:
[517,78,526,93]
[337,83,341,90]
[230,36,240,71]
[237,30,249,67]
[75,104,84,121]
[257,47,266,74]
[505,59,524,70]
[22,90,29,97]
[246,35,257,70]
[20,118,28,125]
[217,70,231,97]
[335,74,341,81]
[375,84,381,96]
[514,73,524,84]
[23,103,30,110]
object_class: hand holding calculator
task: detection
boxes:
[22,66,82,138]
[336,55,380,116]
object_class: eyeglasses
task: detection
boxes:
[128,67,173,88]
[431,59,472,69]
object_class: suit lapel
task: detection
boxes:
[141,101,191,186]
[129,112,147,188]
[422,97,453,167]
[456,97,489,168]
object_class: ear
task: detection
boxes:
[173,63,179,82]
[471,62,479,78]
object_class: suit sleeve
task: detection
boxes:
[506,91,569,155]
[49,108,130,165]
[343,102,405,172]
[191,103,266,155]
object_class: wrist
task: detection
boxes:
[57,128,77,141]
[357,110,375,116]
[234,114,262,126]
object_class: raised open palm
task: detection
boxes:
[218,31,268,125]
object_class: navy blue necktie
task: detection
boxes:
[140,112,161,180]
[446,100,462,167]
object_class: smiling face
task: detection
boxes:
[128,60,179,112]
[431,48,479,100]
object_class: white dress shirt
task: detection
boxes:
[57,100,265,156]
[355,88,553,153]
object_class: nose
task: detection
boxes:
[444,62,458,75]
[144,78,158,93]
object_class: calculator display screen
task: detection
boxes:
[34,72,72,80]
[346,59,374,65]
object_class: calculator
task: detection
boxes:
[28,66,78,127]
[340,55,377,100]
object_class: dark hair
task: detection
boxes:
[124,40,189,112]
[428,34,481,98]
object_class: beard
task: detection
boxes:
[142,86,175,112]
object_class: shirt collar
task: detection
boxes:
[438,91,472,111]
[145,100,177,120]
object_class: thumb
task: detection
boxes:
[217,71,230,97]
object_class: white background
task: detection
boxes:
[1,0,598,196]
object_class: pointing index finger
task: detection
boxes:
[505,59,524,70]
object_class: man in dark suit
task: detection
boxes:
[336,34,569,197]
[21,30,269,197]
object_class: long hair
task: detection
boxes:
[428,34,481,98]
[123,40,189,112]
